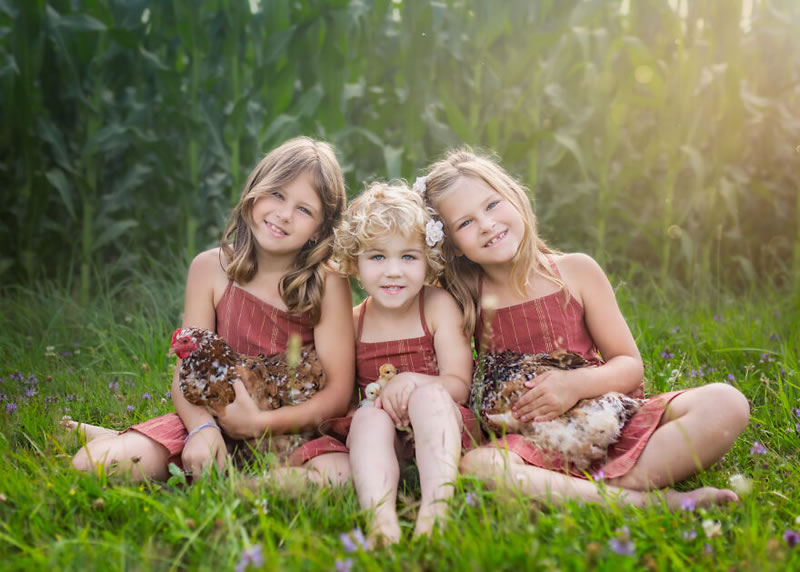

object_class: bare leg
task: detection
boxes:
[407,384,462,537]
[460,447,738,509]
[348,407,402,544]
[72,431,172,481]
[609,383,750,490]
[304,452,352,486]
[61,417,119,441]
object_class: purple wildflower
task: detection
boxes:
[713,315,722,323]
[750,441,766,455]
[609,534,635,556]
[340,527,370,553]
[781,369,786,376]
[0,394,7,402]
[680,497,696,511]
[704,544,713,555]
[25,387,38,397]
[142,393,151,400]
[784,529,800,548]
[11,372,23,381]
[0,377,4,383]
[661,349,674,359]
[770,333,777,341]
[108,381,119,392]
[6,403,17,413]
[166,390,171,399]
[792,408,800,418]
[592,469,606,481]
[465,492,479,506]
[127,405,135,412]
[335,559,353,572]
[682,529,697,541]
[234,545,264,572]
[727,374,735,382]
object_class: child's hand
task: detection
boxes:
[181,426,226,477]
[512,369,582,422]
[376,372,420,428]
[217,381,267,440]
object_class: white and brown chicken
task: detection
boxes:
[472,349,644,470]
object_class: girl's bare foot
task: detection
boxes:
[368,513,402,546]
[413,503,448,537]
[61,417,119,442]
[664,486,738,510]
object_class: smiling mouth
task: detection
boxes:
[381,285,405,294]
[266,221,287,237]
[485,230,507,247]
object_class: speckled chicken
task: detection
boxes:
[170,327,326,416]
[472,349,645,470]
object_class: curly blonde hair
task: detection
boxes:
[220,137,346,324]
[422,148,566,337]
[335,181,443,283]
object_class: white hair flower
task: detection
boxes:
[425,219,444,247]
[412,175,428,196]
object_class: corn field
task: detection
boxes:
[1,0,799,303]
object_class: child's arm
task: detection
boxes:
[217,271,356,439]
[513,253,644,422]
[379,287,473,426]
[173,249,230,474]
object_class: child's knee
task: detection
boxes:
[352,405,393,428]
[710,383,750,430]
[459,448,503,477]
[408,383,454,413]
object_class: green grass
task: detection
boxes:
[1,274,799,571]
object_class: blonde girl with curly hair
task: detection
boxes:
[330,181,476,543]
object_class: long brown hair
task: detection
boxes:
[220,137,346,324]
[422,148,565,336]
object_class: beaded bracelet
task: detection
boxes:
[183,420,221,445]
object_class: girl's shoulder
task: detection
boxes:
[422,285,463,331]
[187,248,229,292]
[550,252,609,301]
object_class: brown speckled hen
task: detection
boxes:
[472,349,644,470]
[170,327,326,416]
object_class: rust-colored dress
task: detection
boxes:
[321,287,481,452]
[129,280,348,467]
[476,262,683,479]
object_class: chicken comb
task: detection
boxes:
[171,327,183,347]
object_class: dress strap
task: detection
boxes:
[356,297,369,343]
[544,254,561,278]
[418,287,433,338]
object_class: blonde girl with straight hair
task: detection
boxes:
[420,147,749,510]
[69,136,355,485]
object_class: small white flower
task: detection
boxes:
[425,219,444,247]
[702,519,722,538]
[412,175,428,196]
[728,474,752,496]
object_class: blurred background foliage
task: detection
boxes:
[1,0,798,305]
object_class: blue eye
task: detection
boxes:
[272,191,284,199]
[370,254,385,261]
[402,254,417,261]
[487,200,499,210]
[298,206,311,215]
[457,219,471,230]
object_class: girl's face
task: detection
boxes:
[357,231,427,311]
[250,171,322,257]
[435,176,524,268]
